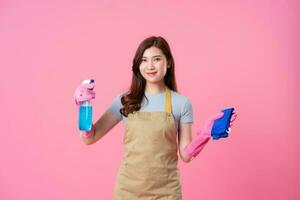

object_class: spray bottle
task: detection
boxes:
[78,79,95,131]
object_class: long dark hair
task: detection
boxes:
[120,36,177,117]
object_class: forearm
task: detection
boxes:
[183,129,211,161]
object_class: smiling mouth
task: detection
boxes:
[146,72,157,76]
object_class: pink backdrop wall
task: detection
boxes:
[1,0,299,199]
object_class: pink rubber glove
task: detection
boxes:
[184,112,224,159]
[74,82,96,107]
[74,82,96,138]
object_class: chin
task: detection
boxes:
[146,79,164,84]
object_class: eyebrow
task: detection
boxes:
[142,55,162,59]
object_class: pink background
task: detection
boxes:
[1,0,299,199]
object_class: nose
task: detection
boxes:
[146,61,155,69]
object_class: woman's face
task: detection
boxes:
[139,46,168,84]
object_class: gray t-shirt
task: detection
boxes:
[106,90,193,131]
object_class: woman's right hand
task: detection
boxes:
[74,82,96,138]
[74,82,96,106]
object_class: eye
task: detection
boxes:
[141,59,147,62]
[154,58,161,61]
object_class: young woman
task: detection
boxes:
[74,36,237,199]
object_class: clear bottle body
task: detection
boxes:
[78,100,93,131]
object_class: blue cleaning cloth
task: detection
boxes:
[211,107,234,140]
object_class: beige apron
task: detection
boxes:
[113,87,182,200]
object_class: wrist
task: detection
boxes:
[80,124,95,138]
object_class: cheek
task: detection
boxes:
[160,66,167,77]
[139,65,147,77]
[139,65,144,73]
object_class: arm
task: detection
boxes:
[178,123,193,163]
[74,82,123,145]
[82,111,121,145]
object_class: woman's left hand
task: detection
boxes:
[199,111,224,137]
[184,111,237,160]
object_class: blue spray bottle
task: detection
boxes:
[78,79,94,131]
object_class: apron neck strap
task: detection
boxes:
[165,87,172,113]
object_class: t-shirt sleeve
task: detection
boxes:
[106,93,123,120]
[180,98,193,123]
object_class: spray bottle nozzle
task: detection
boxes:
[81,79,95,84]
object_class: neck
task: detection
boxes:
[145,81,167,94]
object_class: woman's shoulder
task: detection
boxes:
[170,90,191,104]
[109,91,127,108]
[170,90,193,123]
[113,91,127,100]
